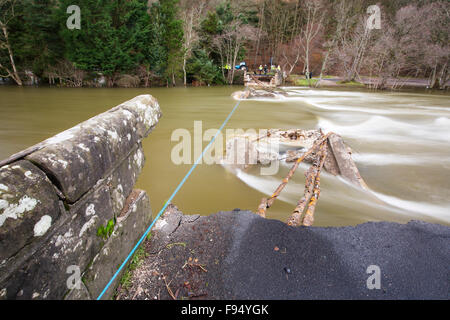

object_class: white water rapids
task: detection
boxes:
[233,87,450,225]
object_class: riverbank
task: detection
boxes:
[286,75,450,90]
[116,204,450,300]
[2,73,449,91]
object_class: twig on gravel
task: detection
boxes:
[182,257,208,272]
[162,275,177,300]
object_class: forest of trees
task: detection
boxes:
[0,0,448,88]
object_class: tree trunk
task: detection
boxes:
[429,63,438,89]
[316,48,330,88]
[438,62,448,89]
[1,24,22,86]
[183,57,187,86]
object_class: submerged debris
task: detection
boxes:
[223,128,366,189]
[223,129,367,225]
[232,88,288,100]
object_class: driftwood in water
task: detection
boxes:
[286,141,327,226]
[231,87,288,100]
[243,70,283,87]
[256,132,333,217]
[223,129,366,189]
[223,128,367,224]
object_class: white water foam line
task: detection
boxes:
[370,190,450,224]
[316,116,450,144]
[232,162,450,224]
[352,153,450,167]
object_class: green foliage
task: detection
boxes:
[119,246,148,290]
[294,78,319,86]
[58,0,152,78]
[2,0,441,87]
[97,218,115,239]
[15,0,63,76]
[186,49,222,85]
[148,0,184,83]
[201,11,221,35]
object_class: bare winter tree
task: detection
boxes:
[259,0,301,64]
[279,0,324,79]
[213,22,257,84]
[329,14,374,82]
[421,2,449,89]
[364,2,449,89]
[180,1,206,86]
[316,0,353,86]
[280,35,302,76]
[366,5,424,89]
[0,0,22,85]
[46,60,85,87]
[299,0,324,83]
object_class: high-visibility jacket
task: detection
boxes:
[259,65,263,70]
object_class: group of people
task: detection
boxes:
[222,61,283,76]
[257,64,281,75]
[222,61,313,79]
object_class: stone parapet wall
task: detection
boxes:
[0,95,161,300]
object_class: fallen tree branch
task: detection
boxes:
[162,275,177,300]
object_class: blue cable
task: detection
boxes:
[96,99,242,300]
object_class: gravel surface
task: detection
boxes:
[116,205,450,300]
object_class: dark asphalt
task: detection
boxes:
[120,206,450,300]
[221,211,449,299]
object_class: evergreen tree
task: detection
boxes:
[58,0,152,85]
[20,0,63,77]
[148,0,184,86]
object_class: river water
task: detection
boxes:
[0,86,449,226]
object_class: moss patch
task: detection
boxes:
[97,218,115,239]
[119,246,148,291]
[295,78,319,86]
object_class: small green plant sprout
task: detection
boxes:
[97,218,116,239]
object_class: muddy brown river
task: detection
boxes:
[0,86,449,226]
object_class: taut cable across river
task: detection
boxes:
[1,86,449,226]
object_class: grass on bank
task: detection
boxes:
[118,232,152,291]
[294,78,319,86]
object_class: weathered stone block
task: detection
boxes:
[26,128,114,203]
[117,95,162,139]
[82,190,152,300]
[328,133,368,189]
[64,281,91,300]
[107,145,145,217]
[0,94,161,300]
[25,95,161,203]
[0,160,60,263]
[0,184,115,299]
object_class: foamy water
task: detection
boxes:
[1,86,448,226]
[232,87,450,225]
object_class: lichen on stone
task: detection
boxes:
[33,215,52,237]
